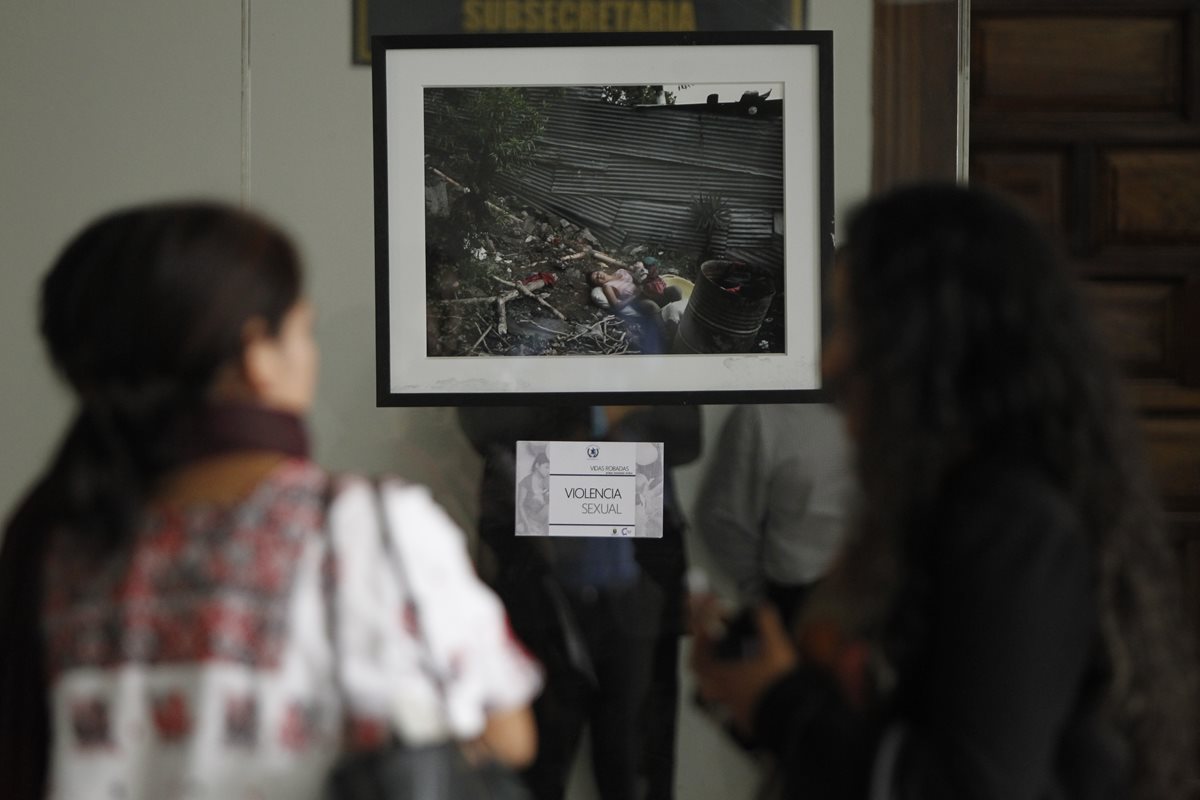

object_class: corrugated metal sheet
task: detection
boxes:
[499,175,622,229]
[612,200,708,252]
[543,159,783,206]
[726,208,776,246]
[524,87,784,177]
[427,87,785,262]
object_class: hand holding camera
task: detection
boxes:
[687,590,799,738]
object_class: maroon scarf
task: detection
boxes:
[176,402,310,463]
[0,403,309,798]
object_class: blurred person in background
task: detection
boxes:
[694,402,855,629]
[691,183,1195,800]
[459,404,701,800]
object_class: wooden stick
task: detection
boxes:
[590,250,629,269]
[490,275,548,294]
[497,298,508,335]
[429,167,521,223]
[527,320,564,335]
[471,324,493,352]
[430,166,465,190]
[515,281,566,320]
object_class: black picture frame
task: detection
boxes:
[373,31,833,407]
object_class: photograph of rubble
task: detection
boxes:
[374,33,830,403]
[422,83,785,359]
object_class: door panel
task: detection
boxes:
[970,2,1200,781]
[971,149,1067,232]
[974,16,1183,114]
[972,1,1200,411]
[1102,150,1200,243]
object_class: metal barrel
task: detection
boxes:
[671,260,775,354]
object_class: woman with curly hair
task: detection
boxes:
[691,182,1195,799]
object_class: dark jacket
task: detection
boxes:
[0,477,55,800]
[754,460,1125,799]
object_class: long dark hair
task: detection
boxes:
[39,200,302,552]
[836,183,1193,798]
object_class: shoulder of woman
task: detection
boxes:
[948,461,1071,519]
[327,474,464,547]
[935,460,1086,571]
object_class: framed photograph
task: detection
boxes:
[373,31,832,406]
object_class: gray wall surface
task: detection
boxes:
[0,2,871,796]
[0,1,869,523]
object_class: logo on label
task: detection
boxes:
[586,445,600,459]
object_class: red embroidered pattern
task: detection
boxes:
[42,461,326,676]
[279,702,320,752]
[345,716,390,751]
[151,692,192,742]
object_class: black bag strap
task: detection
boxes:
[318,477,346,716]
[322,477,533,800]
[365,477,450,695]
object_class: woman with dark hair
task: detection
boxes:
[588,268,639,312]
[691,183,1194,799]
[0,201,541,799]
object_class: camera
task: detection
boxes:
[712,606,761,661]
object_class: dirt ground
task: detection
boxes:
[424,190,786,358]
[425,198,704,357]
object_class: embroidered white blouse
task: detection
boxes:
[41,460,541,800]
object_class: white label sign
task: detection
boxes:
[515,440,665,538]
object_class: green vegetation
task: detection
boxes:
[425,87,547,221]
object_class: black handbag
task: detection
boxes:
[326,742,530,800]
[323,479,533,800]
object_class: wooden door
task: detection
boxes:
[872,0,1200,787]
[969,0,1200,625]
[967,0,1200,782]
